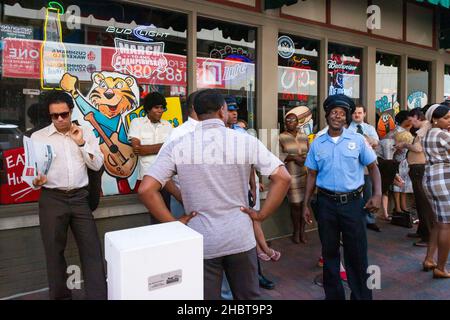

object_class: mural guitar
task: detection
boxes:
[60,71,138,179]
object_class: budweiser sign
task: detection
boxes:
[327,59,358,71]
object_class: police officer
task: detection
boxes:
[303,94,382,300]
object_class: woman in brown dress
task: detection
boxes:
[279,113,309,243]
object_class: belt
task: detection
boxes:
[408,163,425,168]
[317,186,363,204]
[42,187,87,195]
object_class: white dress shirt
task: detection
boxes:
[164,117,199,146]
[348,121,379,142]
[128,117,173,180]
[30,123,103,190]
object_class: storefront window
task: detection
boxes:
[277,34,319,135]
[444,65,450,101]
[0,1,187,204]
[375,52,400,138]
[327,43,362,105]
[407,58,430,110]
[197,17,256,128]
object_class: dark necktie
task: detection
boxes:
[356,124,364,135]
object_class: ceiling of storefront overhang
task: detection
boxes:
[416,0,449,9]
[2,1,188,32]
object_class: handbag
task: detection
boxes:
[87,165,104,211]
[390,211,413,228]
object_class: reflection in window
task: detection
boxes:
[444,65,450,101]
[0,0,187,203]
[407,58,430,110]
[1,1,187,132]
[277,34,319,135]
[328,43,362,105]
[375,52,400,139]
[197,17,256,128]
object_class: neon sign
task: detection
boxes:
[40,4,67,90]
[327,60,358,71]
[106,26,169,42]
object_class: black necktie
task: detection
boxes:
[356,124,364,135]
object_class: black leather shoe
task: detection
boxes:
[259,274,275,290]
[367,223,381,232]
[407,232,421,238]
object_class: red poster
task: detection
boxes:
[0,147,41,204]
[101,46,188,86]
[2,38,41,79]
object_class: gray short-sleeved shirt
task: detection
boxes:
[146,119,283,259]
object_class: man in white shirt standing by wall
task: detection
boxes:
[160,91,200,218]
[128,92,174,214]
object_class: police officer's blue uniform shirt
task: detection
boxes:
[305,128,377,193]
[231,123,247,134]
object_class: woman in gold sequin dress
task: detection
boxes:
[279,113,310,243]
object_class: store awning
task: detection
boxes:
[264,0,298,10]
[416,0,449,9]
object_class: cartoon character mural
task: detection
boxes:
[375,93,400,139]
[60,71,140,195]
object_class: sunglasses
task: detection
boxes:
[50,111,70,120]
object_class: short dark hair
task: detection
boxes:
[354,104,366,113]
[186,91,200,116]
[44,90,74,111]
[193,89,225,115]
[432,105,450,120]
[143,92,167,113]
[408,107,426,121]
[395,110,409,125]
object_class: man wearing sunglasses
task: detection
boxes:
[29,90,106,299]
[128,92,174,214]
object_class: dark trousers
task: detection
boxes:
[38,188,107,300]
[363,175,375,224]
[408,164,434,241]
[316,193,372,300]
[204,247,261,300]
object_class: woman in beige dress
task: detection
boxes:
[279,113,309,243]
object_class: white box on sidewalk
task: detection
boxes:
[105,221,203,300]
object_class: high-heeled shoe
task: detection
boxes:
[422,261,437,272]
[432,268,450,278]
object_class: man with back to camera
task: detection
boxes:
[224,95,277,292]
[303,94,382,300]
[138,89,291,299]
[159,90,200,218]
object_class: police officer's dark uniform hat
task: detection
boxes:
[224,95,239,111]
[323,94,356,125]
